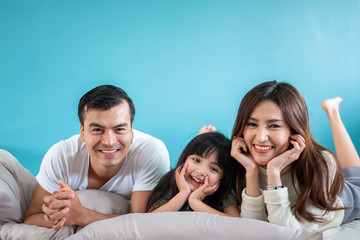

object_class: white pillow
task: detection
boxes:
[0,190,130,239]
[67,212,320,240]
[77,189,130,215]
[0,150,37,224]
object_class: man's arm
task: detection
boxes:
[40,181,121,229]
[23,183,65,228]
[130,191,152,213]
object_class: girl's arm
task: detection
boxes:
[149,163,191,213]
[188,177,240,217]
[189,199,240,217]
[149,191,189,213]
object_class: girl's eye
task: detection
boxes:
[210,167,219,173]
[192,158,200,163]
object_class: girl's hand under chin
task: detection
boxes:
[267,134,306,175]
[175,163,192,196]
[189,176,219,201]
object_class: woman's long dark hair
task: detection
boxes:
[232,81,344,222]
[146,132,237,212]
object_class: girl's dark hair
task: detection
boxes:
[78,85,135,125]
[146,132,237,212]
[232,80,344,222]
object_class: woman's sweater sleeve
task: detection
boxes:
[263,151,345,231]
[240,189,267,221]
[263,187,344,231]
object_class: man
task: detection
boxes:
[23,85,170,229]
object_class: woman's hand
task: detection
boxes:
[231,137,259,173]
[175,163,192,196]
[189,176,219,202]
[267,134,306,185]
[231,136,261,197]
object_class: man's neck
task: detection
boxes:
[87,159,125,189]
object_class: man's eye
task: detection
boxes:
[116,128,125,132]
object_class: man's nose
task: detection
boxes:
[102,131,117,146]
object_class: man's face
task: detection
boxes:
[80,102,133,173]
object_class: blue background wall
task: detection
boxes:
[1,0,359,175]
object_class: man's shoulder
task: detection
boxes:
[131,129,165,149]
[128,129,169,163]
[47,134,86,157]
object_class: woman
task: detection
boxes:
[231,81,360,231]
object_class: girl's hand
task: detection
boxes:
[175,163,191,196]
[189,176,219,201]
[267,134,306,177]
[231,137,259,173]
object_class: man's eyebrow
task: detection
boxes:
[113,123,129,128]
[89,123,104,128]
[88,123,129,128]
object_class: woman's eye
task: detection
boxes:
[247,122,256,127]
[269,124,281,128]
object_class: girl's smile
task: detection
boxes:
[184,153,223,191]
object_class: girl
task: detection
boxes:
[231,81,360,231]
[146,132,240,217]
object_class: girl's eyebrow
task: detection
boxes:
[210,160,220,166]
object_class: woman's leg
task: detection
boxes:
[321,97,360,168]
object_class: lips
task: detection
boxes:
[253,144,273,153]
[189,175,204,185]
[100,149,119,153]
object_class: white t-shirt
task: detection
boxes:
[36,130,170,200]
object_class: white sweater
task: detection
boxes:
[240,151,344,231]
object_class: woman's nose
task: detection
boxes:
[256,127,268,142]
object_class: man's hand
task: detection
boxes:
[43,180,85,229]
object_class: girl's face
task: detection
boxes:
[184,153,223,192]
[243,100,291,166]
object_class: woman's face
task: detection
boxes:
[243,100,291,166]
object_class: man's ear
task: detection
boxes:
[80,125,85,142]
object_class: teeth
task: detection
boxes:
[191,176,203,183]
[101,150,117,153]
[254,145,272,151]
